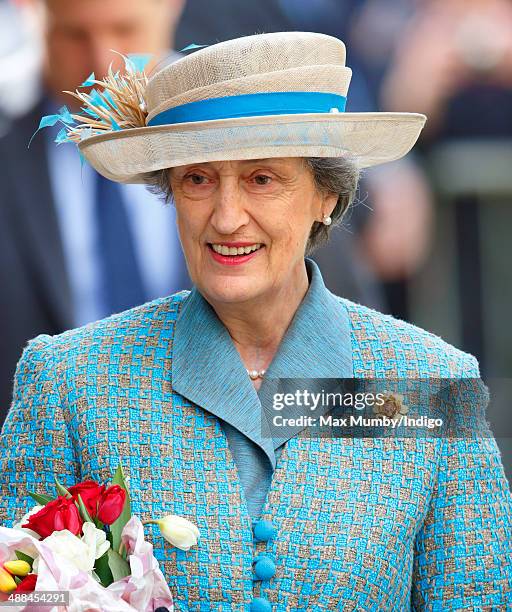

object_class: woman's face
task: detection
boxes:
[170,158,337,306]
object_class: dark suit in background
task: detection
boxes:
[0,104,74,422]
[0,102,191,424]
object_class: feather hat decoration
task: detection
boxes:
[31,53,152,147]
[64,53,151,143]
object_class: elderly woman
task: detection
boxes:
[0,32,511,611]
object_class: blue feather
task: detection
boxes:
[82,106,100,119]
[80,72,96,87]
[126,54,152,72]
[28,114,61,148]
[40,114,61,128]
[58,106,75,125]
[179,43,208,53]
[89,89,109,110]
[54,127,69,144]
[103,90,118,110]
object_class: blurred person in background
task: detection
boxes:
[382,0,512,359]
[176,0,294,46]
[382,0,512,142]
[0,0,190,425]
[348,0,416,100]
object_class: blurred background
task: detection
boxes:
[0,0,511,483]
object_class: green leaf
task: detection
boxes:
[28,491,54,505]
[111,464,130,494]
[94,551,114,587]
[76,494,94,524]
[94,516,104,530]
[110,464,131,557]
[107,549,130,582]
[54,476,72,499]
[112,464,128,493]
[15,551,34,565]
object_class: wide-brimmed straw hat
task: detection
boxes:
[70,31,426,184]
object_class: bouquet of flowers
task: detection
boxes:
[0,466,200,611]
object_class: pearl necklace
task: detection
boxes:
[247,369,266,380]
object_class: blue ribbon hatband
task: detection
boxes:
[147,91,347,126]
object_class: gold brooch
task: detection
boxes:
[373,391,409,421]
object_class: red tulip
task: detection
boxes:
[22,496,83,538]
[97,485,126,525]
[68,480,105,518]
[15,574,37,593]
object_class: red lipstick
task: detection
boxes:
[208,243,263,266]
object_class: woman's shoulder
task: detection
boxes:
[336,295,480,378]
[23,291,191,363]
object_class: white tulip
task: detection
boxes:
[40,529,94,573]
[37,523,110,574]
[81,521,110,561]
[152,515,200,551]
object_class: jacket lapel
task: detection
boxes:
[2,101,73,330]
[172,287,277,467]
[172,260,354,459]
[258,259,354,449]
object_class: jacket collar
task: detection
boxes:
[172,258,353,468]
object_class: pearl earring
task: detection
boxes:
[322,215,332,226]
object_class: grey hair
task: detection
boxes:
[142,156,360,254]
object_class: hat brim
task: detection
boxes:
[78,112,426,183]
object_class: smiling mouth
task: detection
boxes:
[208,243,263,256]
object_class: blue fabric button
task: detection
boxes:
[253,556,276,580]
[253,519,277,542]
[250,597,272,612]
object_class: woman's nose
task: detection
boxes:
[210,180,250,235]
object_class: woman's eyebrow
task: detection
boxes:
[240,159,290,168]
[240,159,271,163]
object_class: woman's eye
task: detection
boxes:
[252,174,272,185]
[186,174,208,185]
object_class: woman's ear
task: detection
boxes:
[318,192,338,222]
[325,192,338,216]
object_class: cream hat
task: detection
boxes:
[73,31,426,184]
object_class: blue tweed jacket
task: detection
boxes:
[0,269,511,611]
